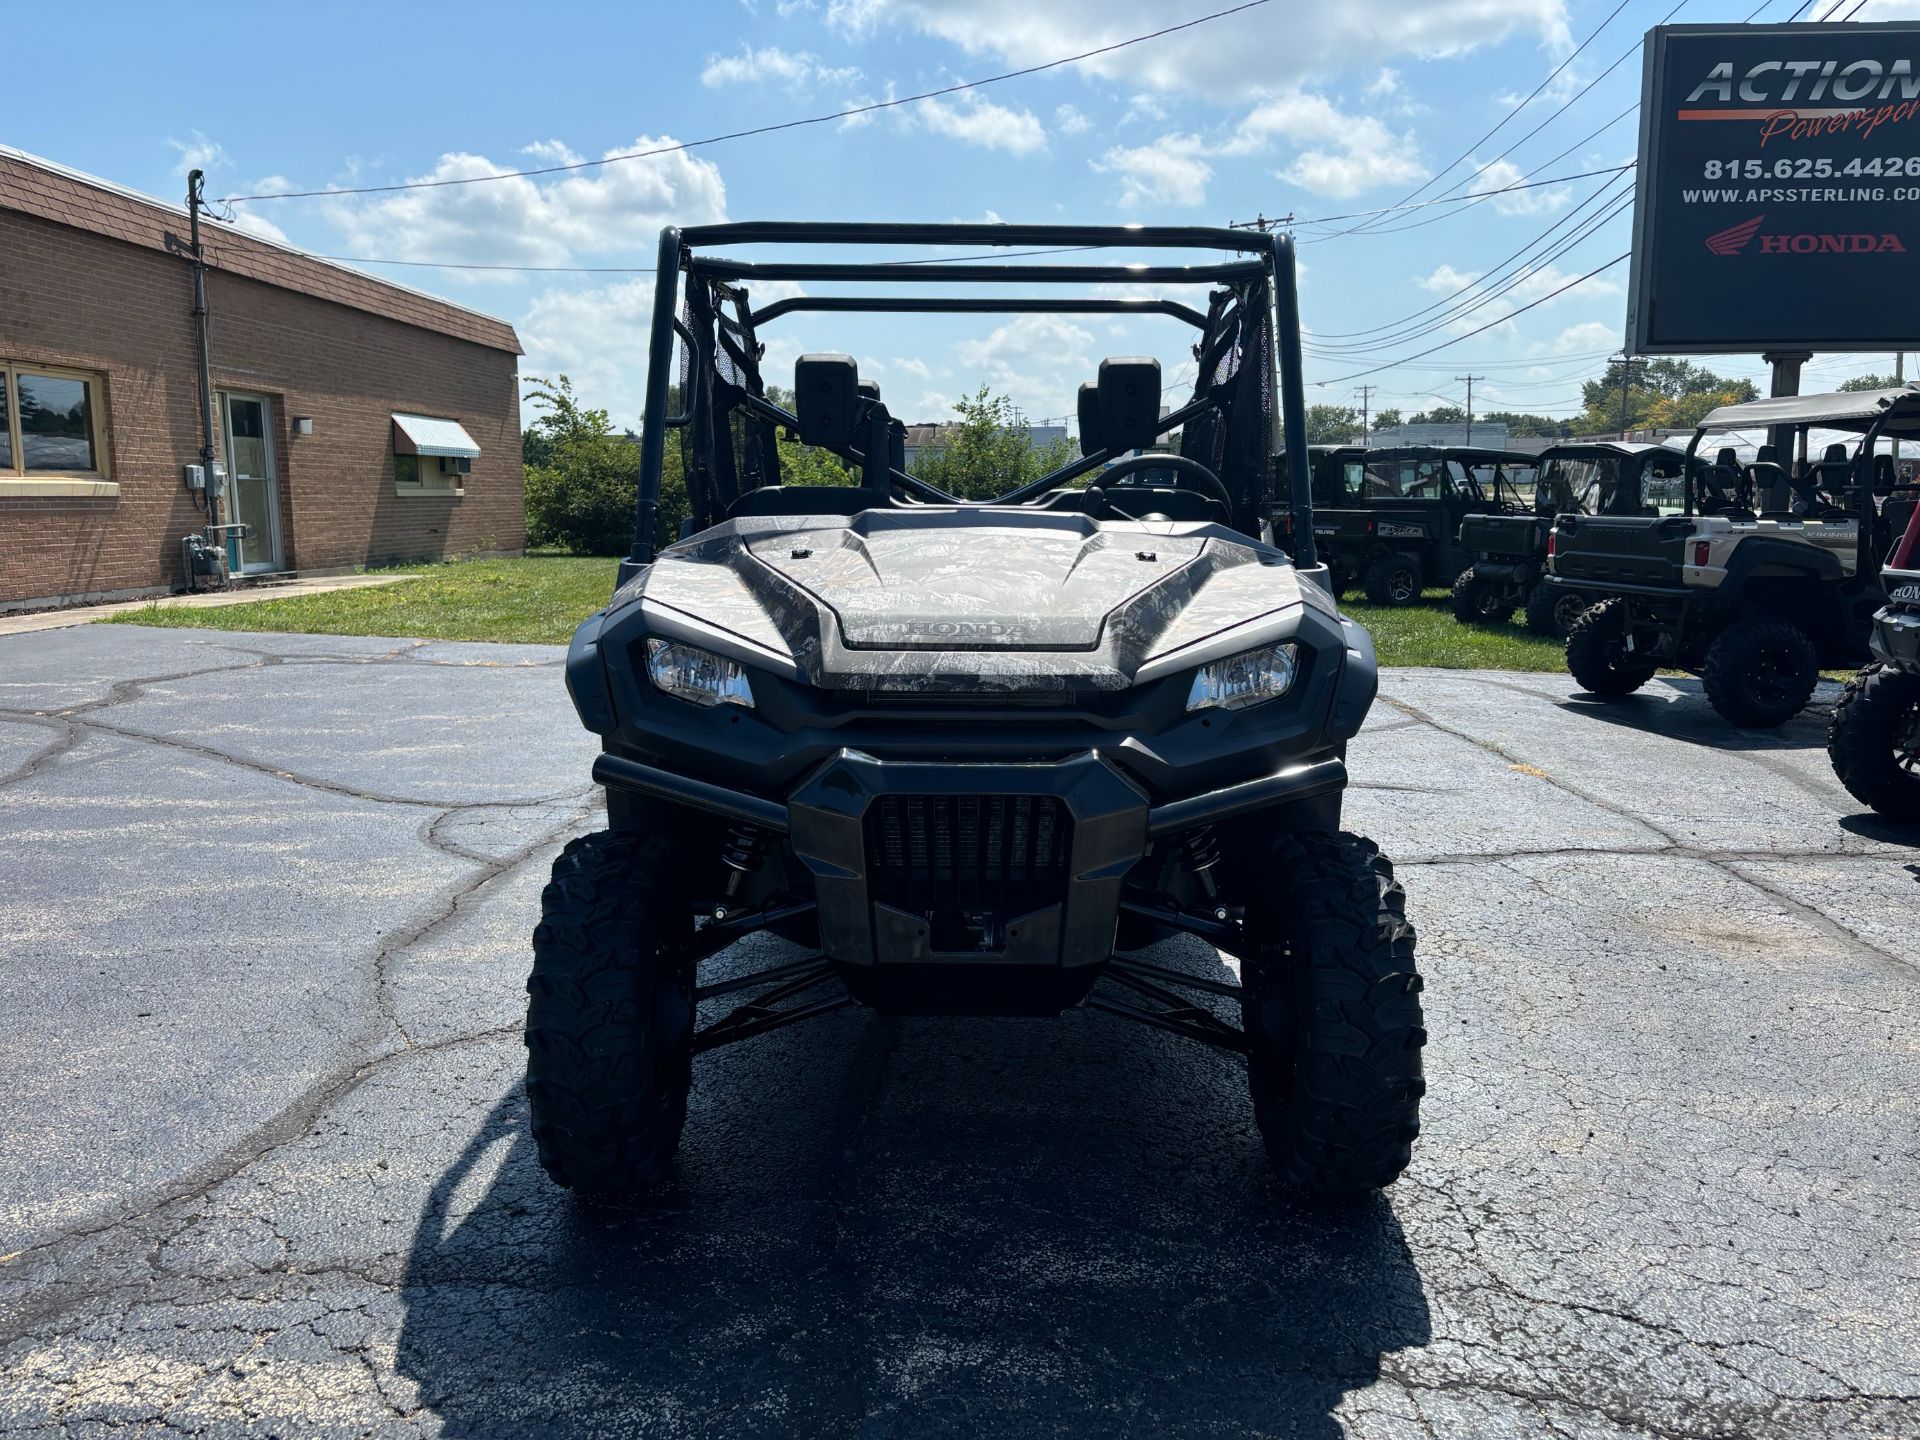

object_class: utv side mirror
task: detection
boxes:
[1077,383,1103,458]
[1097,357,1161,455]
[795,354,859,448]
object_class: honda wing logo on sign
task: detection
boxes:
[1706,214,1765,253]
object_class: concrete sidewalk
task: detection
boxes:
[0,572,419,637]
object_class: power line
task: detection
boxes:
[1293,162,1632,228]
[217,0,1274,203]
[296,242,1105,275]
[1308,251,1631,385]
[1305,183,1636,356]
[1307,169,1633,340]
[1327,0,1636,240]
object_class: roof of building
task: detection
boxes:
[0,146,521,355]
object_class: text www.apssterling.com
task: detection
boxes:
[1681,185,1920,203]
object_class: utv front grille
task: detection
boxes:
[863,793,1072,949]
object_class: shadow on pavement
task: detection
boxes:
[395,947,1431,1438]
[1557,677,1834,753]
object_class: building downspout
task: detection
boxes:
[186,169,224,586]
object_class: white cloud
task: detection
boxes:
[891,356,933,379]
[325,137,727,273]
[1467,156,1571,215]
[1366,67,1402,98]
[168,130,227,179]
[1536,320,1622,355]
[1091,133,1212,208]
[1121,93,1168,125]
[826,0,1567,102]
[700,44,860,91]
[1054,103,1092,136]
[1230,92,1424,199]
[1414,259,1622,337]
[519,280,659,421]
[953,314,1097,419]
[915,95,1047,153]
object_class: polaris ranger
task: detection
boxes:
[533,222,1424,1203]
[1451,441,1686,636]
[1549,387,1919,727]
[1829,487,1920,820]
[1283,445,1532,605]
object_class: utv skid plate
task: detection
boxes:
[683,899,1254,1055]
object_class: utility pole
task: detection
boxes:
[1896,351,1906,473]
[1354,384,1375,443]
[186,170,224,583]
[1607,354,1645,439]
[1455,374,1484,446]
[1228,212,1294,233]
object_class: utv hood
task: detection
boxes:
[617,507,1332,692]
[749,517,1205,650]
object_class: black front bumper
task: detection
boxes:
[593,746,1346,967]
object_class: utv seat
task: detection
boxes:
[1696,447,1748,516]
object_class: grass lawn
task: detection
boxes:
[101,555,619,646]
[102,553,1569,670]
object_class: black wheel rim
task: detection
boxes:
[1896,701,1920,772]
[1555,594,1586,631]
[1390,569,1417,602]
[1747,643,1805,707]
[1476,589,1504,618]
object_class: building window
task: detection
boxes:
[0,363,112,496]
[391,413,478,496]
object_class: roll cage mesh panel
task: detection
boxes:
[680,280,782,533]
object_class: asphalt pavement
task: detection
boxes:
[1,624,1916,1438]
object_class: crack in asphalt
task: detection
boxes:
[0,641,603,1345]
[1378,692,1920,979]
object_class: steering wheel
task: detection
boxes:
[1097,453,1233,509]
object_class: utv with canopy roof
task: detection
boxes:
[532,223,1425,1204]
[1281,445,1534,605]
[1451,441,1690,636]
[1547,386,1918,727]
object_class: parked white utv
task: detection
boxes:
[1543,387,1918,728]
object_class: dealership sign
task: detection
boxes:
[1628,22,1920,353]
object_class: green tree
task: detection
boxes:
[1305,404,1360,444]
[1372,407,1403,430]
[765,385,857,487]
[1840,372,1903,392]
[1575,359,1759,434]
[522,375,689,554]
[908,386,1075,500]
[1408,405,1467,426]
[1481,410,1569,439]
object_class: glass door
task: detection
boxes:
[219,393,282,572]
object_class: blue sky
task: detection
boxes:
[16,0,1915,430]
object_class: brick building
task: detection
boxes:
[0,146,524,610]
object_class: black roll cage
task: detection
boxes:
[619,222,1316,586]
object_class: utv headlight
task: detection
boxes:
[1186,642,1298,713]
[645,639,755,709]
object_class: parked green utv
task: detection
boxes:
[1451,441,1694,638]
[1278,445,1535,605]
